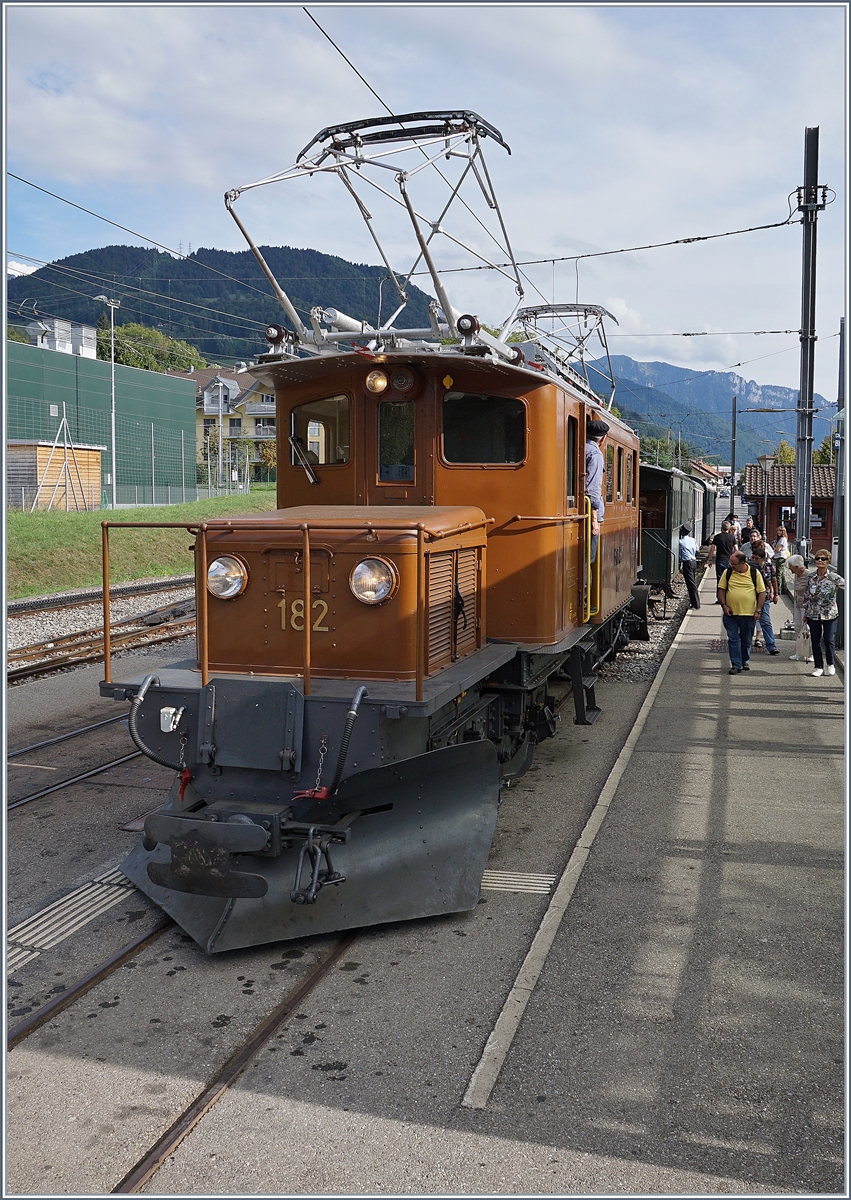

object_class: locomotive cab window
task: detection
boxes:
[626,451,635,503]
[378,400,415,482]
[442,392,526,464]
[617,447,624,501]
[605,444,615,503]
[567,415,577,506]
[291,395,350,466]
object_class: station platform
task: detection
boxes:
[467,566,845,1192]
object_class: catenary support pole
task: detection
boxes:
[834,318,845,648]
[794,126,827,560]
[730,395,737,497]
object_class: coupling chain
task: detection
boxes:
[315,736,328,792]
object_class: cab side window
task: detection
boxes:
[443,392,526,463]
[567,416,577,506]
[605,444,615,503]
[617,446,624,502]
[291,395,350,466]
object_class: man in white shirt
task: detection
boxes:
[678,524,701,608]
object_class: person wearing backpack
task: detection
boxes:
[750,544,780,654]
[717,551,766,674]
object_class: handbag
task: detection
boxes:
[794,626,811,660]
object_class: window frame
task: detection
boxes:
[289,392,352,470]
[439,390,529,469]
[605,444,615,504]
[566,415,578,508]
[376,398,416,484]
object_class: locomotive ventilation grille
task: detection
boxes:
[428,547,479,673]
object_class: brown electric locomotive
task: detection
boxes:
[103,112,648,952]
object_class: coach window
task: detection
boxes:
[616,446,624,501]
[291,395,350,466]
[605,444,614,504]
[442,392,526,463]
[566,416,577,506]
[378,400,415,481]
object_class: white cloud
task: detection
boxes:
[5,4,845,397]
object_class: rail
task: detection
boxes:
[102,516,493,701]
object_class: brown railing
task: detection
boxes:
[102,516,491,702]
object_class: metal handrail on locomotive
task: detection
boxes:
[101,111,651,953]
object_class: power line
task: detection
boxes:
[412,218,802,277]
[300,8,552,310]
[8,252,268,335]
[7,172,285,304]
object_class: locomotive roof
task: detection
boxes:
[248,351,636,440]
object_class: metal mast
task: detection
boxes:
[794,127,828,559]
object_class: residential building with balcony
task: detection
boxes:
[166,364,277,481]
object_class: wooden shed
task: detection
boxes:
[7,440,106,511]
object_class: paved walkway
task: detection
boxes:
[480,566,845,1192]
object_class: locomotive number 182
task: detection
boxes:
[278,597,330,632]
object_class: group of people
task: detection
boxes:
[708,510,843,676]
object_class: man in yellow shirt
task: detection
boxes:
[717,551,766,674]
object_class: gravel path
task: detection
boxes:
[597,575,692,683]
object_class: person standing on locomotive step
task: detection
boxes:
[717,551,766,674]
[678,524,701,609]
[585,419,609,565]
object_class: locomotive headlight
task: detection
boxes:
[365,369,389,394]
[349,557,398,605]
[207,555,249,599]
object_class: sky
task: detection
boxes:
[4,3,848,401]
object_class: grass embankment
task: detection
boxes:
[6,490,278,600]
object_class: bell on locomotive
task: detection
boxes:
[100,111,642,953]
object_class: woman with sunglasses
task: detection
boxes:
[803,551,844,677]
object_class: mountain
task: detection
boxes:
[6,244,437,364]
[583,356,828,466]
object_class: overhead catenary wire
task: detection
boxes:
[300,7,552,311]
[8,253,272,335]
[7,172,286,304]
[8,266,268,343]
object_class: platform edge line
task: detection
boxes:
[460,606,694,1111]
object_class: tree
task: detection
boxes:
[812,433,835,465]
[97,318,206,372]
[774,439,796,464]
[257,440,277,474]
[7,324,28,343]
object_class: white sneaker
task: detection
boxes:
[826,665,836,676]
[811,668,824,677]
[789,655,799,661]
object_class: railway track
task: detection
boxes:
[7,600,196,683]
[7,576,195,619]
[7,915,359,1194]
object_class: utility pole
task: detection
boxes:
[730,395,737,499]
[794,127,828,560]
[94,295,120,508]
[834,318,845,647]
[217,380,224,490]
